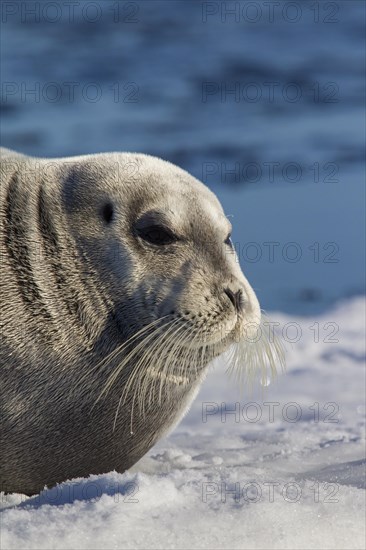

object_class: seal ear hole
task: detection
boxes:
[102,203,114,224]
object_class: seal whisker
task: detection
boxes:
[129,319,182,396]
[136,319,190,414]
[97,316,170,374]
[176,324,205,381]
[126,319,197,432]
[133,321,188,427]
[160,322,208,401]
[94,316,173,404]
[113,319,185,431]
[73,315,171,401]
[129,318,184,414]
[226,314,285,393]
[155,320,194,404]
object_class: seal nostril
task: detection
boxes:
[224,288,236,309]
[235,289,244,312]
[224,288,243,313]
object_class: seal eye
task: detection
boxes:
[102,203,114,224]
[225,233,233,248]
[137,225,176,246]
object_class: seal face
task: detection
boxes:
[0,147,270,495]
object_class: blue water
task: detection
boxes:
[1,0,365,313]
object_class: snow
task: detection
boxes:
[1,297,365,550]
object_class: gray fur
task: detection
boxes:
[0,148,261,495]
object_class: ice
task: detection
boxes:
[1,297,365,549]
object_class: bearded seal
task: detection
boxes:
[0,147,283,495]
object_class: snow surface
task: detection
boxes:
[1,297,365,550]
